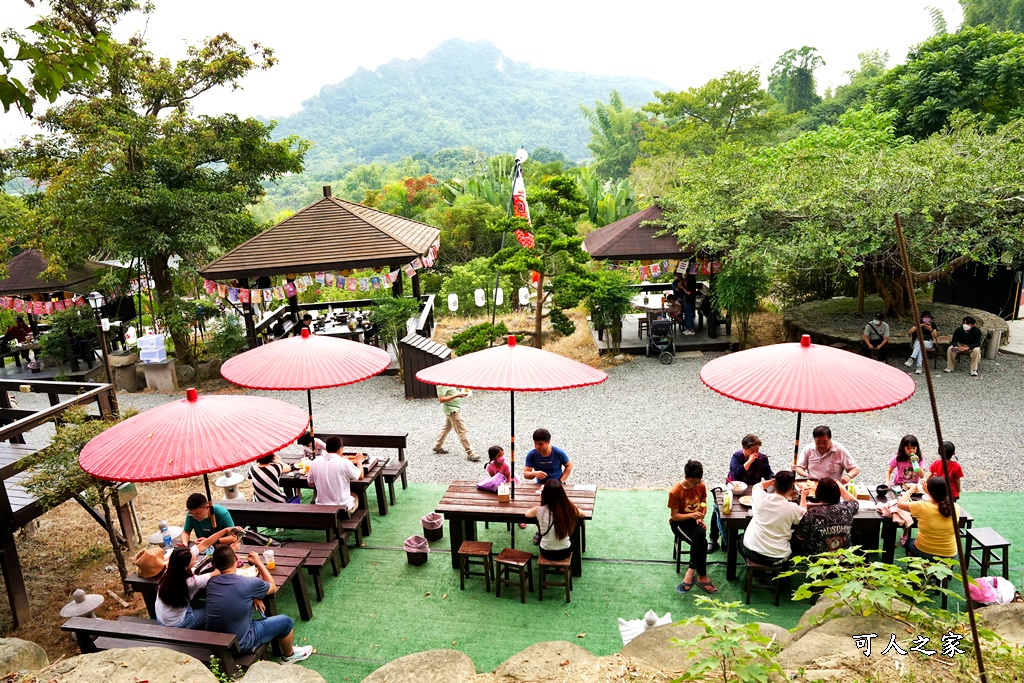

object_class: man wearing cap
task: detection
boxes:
[860,312,890,363]
[795,426,860,484]
[945,316,983,377]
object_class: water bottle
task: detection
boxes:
[911,455,922,475]
[722,489,732,515]
[159,520,172,549]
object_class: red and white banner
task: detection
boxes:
[511,161,534,249]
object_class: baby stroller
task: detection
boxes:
[646,318,675,364]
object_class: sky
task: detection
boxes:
[1,0,964,145]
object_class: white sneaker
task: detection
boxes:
[971,370,979,377]
[904,359,914,367]
[915,367,922,374]
[943,368,953,373]
[282,645,313,664]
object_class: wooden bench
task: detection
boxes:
[62,616,267,677]
[321,432,409,506]
[220,499,365,548]
[283,539,343,600]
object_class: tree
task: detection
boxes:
[768,46,825,114]
[960,0,1024,32]
[712,246,771,349]
[809,50,889,127]
[423,198,505,267]
[871,25,1024,138]
[4,1,308,365]
[361,175,441,220]
[661,106,1024,316]
[1,18,111,114]
[492,175,591,348]
[368,292,420,376]
[25,406,136,591]
[580,90,645,180]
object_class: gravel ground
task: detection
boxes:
[13,351,1024,493]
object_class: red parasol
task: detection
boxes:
[80,388,308,516]
[700,334,916,464]
[220,328,390,438]
[415,335,607,496]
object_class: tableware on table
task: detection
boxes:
[263,549,275,570]
[729,481,746,492]
[876,484,890,500]
[739,495,753,506]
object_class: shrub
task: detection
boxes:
[438,258,518,317]
[447,322,523,356]
[204,316,248,360]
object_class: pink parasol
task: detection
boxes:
[79,388,308,517]
[220,328,390,438]
[416,335,607,496]
[700,334,916,464]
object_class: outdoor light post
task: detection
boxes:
[87,291,115,388]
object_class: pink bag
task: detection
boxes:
[476,472,506,492]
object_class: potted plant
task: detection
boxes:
[585,271,635,354]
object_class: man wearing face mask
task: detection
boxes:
[944,316,983,377]
[905,311,939,375]
[860,312,890,363]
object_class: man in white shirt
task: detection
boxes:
[739,471,807,567]
[795,426,860,484]
[306,436,361,513]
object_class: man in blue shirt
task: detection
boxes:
[523,428,572,482]
[205,546,313,664]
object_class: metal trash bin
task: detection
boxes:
[985,329,1003,360]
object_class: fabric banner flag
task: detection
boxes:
[217,284,228,298]
[238,289,250,304]
[650,264,661,277]
[32,302,43,315]
[345,278,358,292]
[273,286,285,300]
[12,300,23,312]
[55,300,65,312]
[227,287,239,304]
[324,272,336,287]
[402,263,416,278]
[263,289,273,303]
[410,257,423,271]
[370,276,381,289]
[282,282,297,297]
[315,272,326,284]
[43,302,53,314]
[204,280,216,295]
[511,158,534,248]
[359,278,369,290]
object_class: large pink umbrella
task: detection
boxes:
[416,335,608,496]
[700,334,916,464]
[220,328,391,439]
[80,388,308,520]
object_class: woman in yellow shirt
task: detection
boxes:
[896,476,960,559]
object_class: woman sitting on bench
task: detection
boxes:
[156,526,239,629]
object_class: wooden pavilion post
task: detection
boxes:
[411,274,421,298]
[392,267,404,297]
[239,277,258,349]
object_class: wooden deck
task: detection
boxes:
[590,314,736,355]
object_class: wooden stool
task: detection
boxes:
[745,558,785,606]
[637,316,649,339]
[538,554,572,603]
[458,541,494,592]
[495,548,534,604]
[672,534,691,574]
[966,527,1011,579]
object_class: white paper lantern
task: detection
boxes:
[474,289,485,307]
[447,293,459,312]
[518,287,530,305]
[494,287,504,306]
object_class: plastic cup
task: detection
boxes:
[263,550,275,570]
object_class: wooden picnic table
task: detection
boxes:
[435,481,597,577]
[0,342,39,368]
[713,484,883,581]
[279,455,388,537]
[126,544,313,622]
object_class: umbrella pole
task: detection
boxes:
[204,474,217,529]
[510,390,515,499]
[792,412,802,468]
[307,388,315,441]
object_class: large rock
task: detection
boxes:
[46,647,216,682]
[240,660,326,682]
[362,649,476,683]
[175,364,196,385]
[0,638,47,677]
[493,641,602,682]
[978,602,1024,646]
[621,622,789,673]
[196,359,225,381]
[778,615,905,670]
[789,595,912,644]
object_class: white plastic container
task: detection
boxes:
[138,334,167,363]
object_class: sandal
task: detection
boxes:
[697,580,718,594]
[900,534,909,547]
[675,581,694,594]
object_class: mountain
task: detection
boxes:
[268,39,666,172]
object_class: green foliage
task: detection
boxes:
[368,293,420,371]
[671,596,785,683]
[207,655,232,683]
[266,38,660,173]
[808,50,889,128]
[547,308,575,337]
[713,250,771,349]
[768,46,825,114]
[661,107,1024,315]
[4,1,308,366]
[575,168,637,228]
[204,316,248,360]
[0,20,111,114]
[422,195,505,267]
[580,90,646,180]
[782,547,961,625]
[960,0,1024,32]
[437,258,518,317]
[39,308,97,368]
[581,270,634,353]
[871,25,1024,138]
[447,322,517,356]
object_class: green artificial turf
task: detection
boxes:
[259,485,1024,681]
